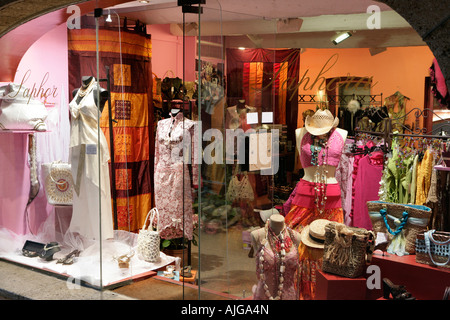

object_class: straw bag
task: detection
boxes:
[367,201,431,254]
[415,230,450,268]
[323,222,375,278]
[42,161,74,205]
[137,208,161,263]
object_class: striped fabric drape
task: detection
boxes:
[226,48,300,144]
[68,18,153,233]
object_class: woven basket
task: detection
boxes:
[367,201,431,254]
[416,230,450,268]
[322,223,375,278]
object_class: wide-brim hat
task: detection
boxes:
[259,208,279,223]
[305,109,339,136]
[300,219,334,249]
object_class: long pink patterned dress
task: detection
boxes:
[154,112,199,240]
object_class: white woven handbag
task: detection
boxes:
[137,208,161,263]
[42,161,74,205]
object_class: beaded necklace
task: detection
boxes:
[258,221,294,300]
[310,132,331,214]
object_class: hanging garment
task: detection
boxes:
[226,172,255,202]
[352,153,384,230]
[385,92,408,133]
[69,82,114,241]
[253,235,299,300]
[154,112,198,240]
[336,152,354,225]
[415,149,434,206]
[409,154,419,204]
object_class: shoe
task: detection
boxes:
[382,278,416,300]
[181,265,192,278]
[39,242,61,261]
[57,249,81,265]
[374,241,390,256]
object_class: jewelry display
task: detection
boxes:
[310,133,330,214]
[77,78,95,98]
[258,220,294,300]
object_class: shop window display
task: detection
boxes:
[0,0,449,301]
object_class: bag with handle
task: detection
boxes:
[42,161,73,205]
[322,222,376,278]
[415,230,450,268]
[137,208,161,263]
[367,201,431,254]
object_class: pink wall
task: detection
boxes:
[297,46,435,128]
[148,24,196,81]
[0,23,70,235]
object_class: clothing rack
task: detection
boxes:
[355,108,450,153]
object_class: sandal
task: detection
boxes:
[382,278,416,300]
[57,249,81,265]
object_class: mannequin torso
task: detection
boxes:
[295,126,348,184]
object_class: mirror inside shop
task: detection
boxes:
[0,0,449,300]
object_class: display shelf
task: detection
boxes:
[369,253,450,300]
[316,270,368,300]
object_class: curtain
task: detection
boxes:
[226,48,300,143]
[68,18,153,233]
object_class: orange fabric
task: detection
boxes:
[277,61,288,124]
[285,205,343,300]
[248,62,263,107]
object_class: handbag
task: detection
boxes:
[42,161,74,205]
[415,230,450,268]
[367,201,431,254]
[0,83,48,131]
[137,208,161,263]
[322,222,375,278]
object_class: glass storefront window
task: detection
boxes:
[0,0,448,303]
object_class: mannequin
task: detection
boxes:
[285,109,347,230]
[68,76,114,242]
[72,76,108,112]
[250,214,301,300]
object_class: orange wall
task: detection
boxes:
[297,46,435,128]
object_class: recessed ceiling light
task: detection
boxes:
[238,47,246,50]
[332,32,352,45]
[139,0,150,3]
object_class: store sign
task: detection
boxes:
[12,70,58,104]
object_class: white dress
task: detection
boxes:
[68,81,114,241]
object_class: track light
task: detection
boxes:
[105,9,112,22]
[332,32,352,45]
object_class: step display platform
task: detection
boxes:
[316,252,450,300]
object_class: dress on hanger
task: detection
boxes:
[415,149,434,206]
[352,152,384,230]
[69,81,114,241]
[154,112,198,240]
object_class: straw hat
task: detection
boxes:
[304,109,339,136]
[259,208,279,223]
[300,219,334,249]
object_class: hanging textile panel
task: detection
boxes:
[226,49,300,144]
[68,21,153,233]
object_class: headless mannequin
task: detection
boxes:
[295,127,348,184]
[251,214,301,254]
[72,76,108,113]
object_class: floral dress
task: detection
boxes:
[154,112,199,240]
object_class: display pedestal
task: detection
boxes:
[316,270,367,300]
[370,253,450,300]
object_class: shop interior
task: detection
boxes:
[0,0,449,300]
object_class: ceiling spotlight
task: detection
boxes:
[332,32,352,45]
[139,0,150,3]
[106,14,112,22]
[238,47,246,50]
